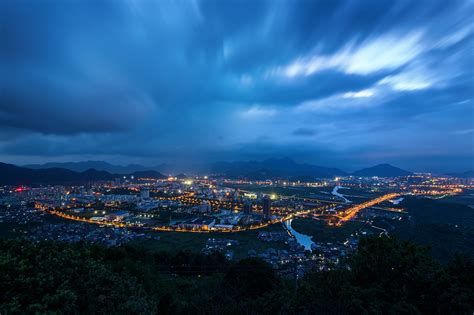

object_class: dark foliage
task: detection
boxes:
[223,257,280,297]
[1,236,472,314]
[393,197,474,262]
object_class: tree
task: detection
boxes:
[223,257,279,297]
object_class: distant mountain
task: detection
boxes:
[447,170,474,178]
[24,161,168,174]
[130,170,167,179]
[0,162,166,185]
[211,158,346,180]
[352,164,412,177]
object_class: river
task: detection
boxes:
[332,185,351,203]
[283,219,314,251]
[389,197,404,205]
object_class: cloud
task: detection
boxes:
[435,26,472,49]
[0,71,156,135]
[295,87,387,113]
[239,106,278,119]
[269,31,425,78]
[0,0,472,171]
[378,74,432,91]
[292,128,317,137]
[343,89,375,98]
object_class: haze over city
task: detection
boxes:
[2,0,473,172]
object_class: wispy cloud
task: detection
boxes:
[435,26,472,49]
[269,31,425,78]
[343,89,375,98]
[378,72,433,91]
[295,90,384,113]
[239,105,278,119]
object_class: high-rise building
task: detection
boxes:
[243,201,252,215]
[113,178,121,187]
[140,188,150,200]
[262,196,271,219]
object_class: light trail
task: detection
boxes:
[331,188,461,226]
[40,203,330,234]
[333,193,400,226]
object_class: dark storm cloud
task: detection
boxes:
[0,0,472,171]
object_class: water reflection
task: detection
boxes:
[284,219,314,251]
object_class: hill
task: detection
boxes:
[24,161,167,174]
[211,158,346,180]
[0,237,472,313]
[0,162,166,185]
[352,163,412,177]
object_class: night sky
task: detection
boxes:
[1,0,473,172]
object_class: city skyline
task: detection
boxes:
[1,0,473,172]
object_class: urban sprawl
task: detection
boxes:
[1,174,470,277]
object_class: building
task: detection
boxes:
[106,210,130,221]
[243,201,252,215]
[140,188,150,200]
[262,196,271,219]
[197,201,211,213]
[177,218,216,230]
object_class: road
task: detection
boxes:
[332,193,401,226]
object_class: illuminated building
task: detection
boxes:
[106,211,130,221]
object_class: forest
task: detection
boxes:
[1,235,473,314]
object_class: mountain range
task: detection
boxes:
[0,162,166,185]
[0,159,437,184]
[210,158,347,180]
[24,161,168,174]
[210,159,415,179]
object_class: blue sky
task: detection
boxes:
[1,0,473,172]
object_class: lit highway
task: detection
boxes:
[332,193,400,226]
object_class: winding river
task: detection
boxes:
[283,219,314,251]
[332,185,351,203]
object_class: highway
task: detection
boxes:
[333,193,401,226]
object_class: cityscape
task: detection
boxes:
[1,168,471,269]
[1,0,473,313]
